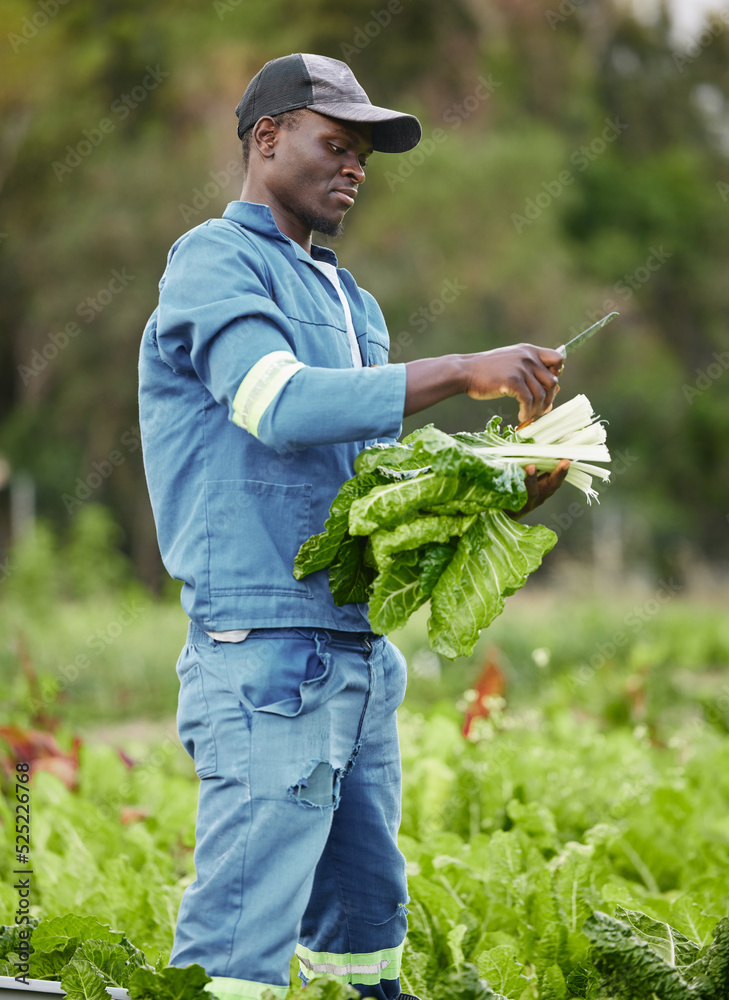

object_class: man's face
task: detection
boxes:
[265,111,373,238]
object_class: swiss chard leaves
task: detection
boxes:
[428,512,557,659]
[30,914,124,980]
[293,472,388,579]
[127,963,212,1000]
[583,907,729,1000]
[294,425,561,657]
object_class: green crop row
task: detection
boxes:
[2,692,728,998]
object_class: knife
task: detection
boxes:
[557,311,618,360]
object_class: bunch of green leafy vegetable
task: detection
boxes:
[0,913,210,1000]
[294,395,610,658]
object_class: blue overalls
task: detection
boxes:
[139,202,410,999]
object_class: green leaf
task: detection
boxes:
[582,910,704,1000]
[29,914,123,980]
[435,961,508,999]
[368,548,427,635]
[74,939,144,988]
[354,440,429,475]
[0,921,38,962]
[448,922,469,970]
[328,535,373,605]
[453,415,520,448]
[127,963,212,1000]
[668,896,719,949]
[401,940,433,1000]
[614,905,701,969]
[682,917,729,999]
[535,919,569,975]
[293,472,387,579]
[506,798,559,855]
[410,426,527,507]
[31,914,124,954]
[417,541,458,597]
[476,944,529,999]
[60,959,109,1000]
[538,963,567,1000]
[349,473,463,534]
[428,512,557,658]
[369,514,476,570]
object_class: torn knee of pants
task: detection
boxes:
[289,761,340,808]
[364,900,410,927]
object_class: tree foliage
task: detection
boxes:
[1,0,727,584]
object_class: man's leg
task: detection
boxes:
[170,624,373,1000]
[297,635,410,1000]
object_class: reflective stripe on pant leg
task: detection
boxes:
[295,942,404,986]
[205,976,288,1000]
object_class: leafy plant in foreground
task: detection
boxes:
[0,914,209,1000]
[584,907,729,1000]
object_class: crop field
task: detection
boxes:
[1,556,729,999]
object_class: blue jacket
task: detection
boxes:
[139,201,407,631]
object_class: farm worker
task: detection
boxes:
[138,53,567,1000]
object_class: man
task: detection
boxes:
[139,53,566,1000]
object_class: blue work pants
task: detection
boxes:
[170,623,410,1000]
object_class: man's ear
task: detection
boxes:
[250,116,278,159]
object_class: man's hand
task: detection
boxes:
[507,459,570,519]
[463,344,563,424]
[403,344,564,422]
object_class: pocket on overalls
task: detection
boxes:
[176,659,217,777]
[222,630,335,718]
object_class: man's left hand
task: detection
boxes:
[507,459,570,519]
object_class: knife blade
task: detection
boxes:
[557,311,618,360]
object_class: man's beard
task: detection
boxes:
[301,210,345,239]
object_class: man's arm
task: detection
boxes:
[404,344,563,424]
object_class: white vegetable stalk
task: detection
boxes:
[476,394,611,502]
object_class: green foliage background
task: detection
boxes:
[1,0,729,586]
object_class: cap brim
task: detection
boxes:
[307,101,422,153]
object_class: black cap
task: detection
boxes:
[235,53,422,154]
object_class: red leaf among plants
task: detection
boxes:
[0,724,81,789]
[462,646,506,738]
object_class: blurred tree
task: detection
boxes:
[0,0,727,585]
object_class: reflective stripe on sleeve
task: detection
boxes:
[295,942,403,986]
[204,975,288,1000]
[232,351,305,438]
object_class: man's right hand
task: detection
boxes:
[403,344,564,423]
